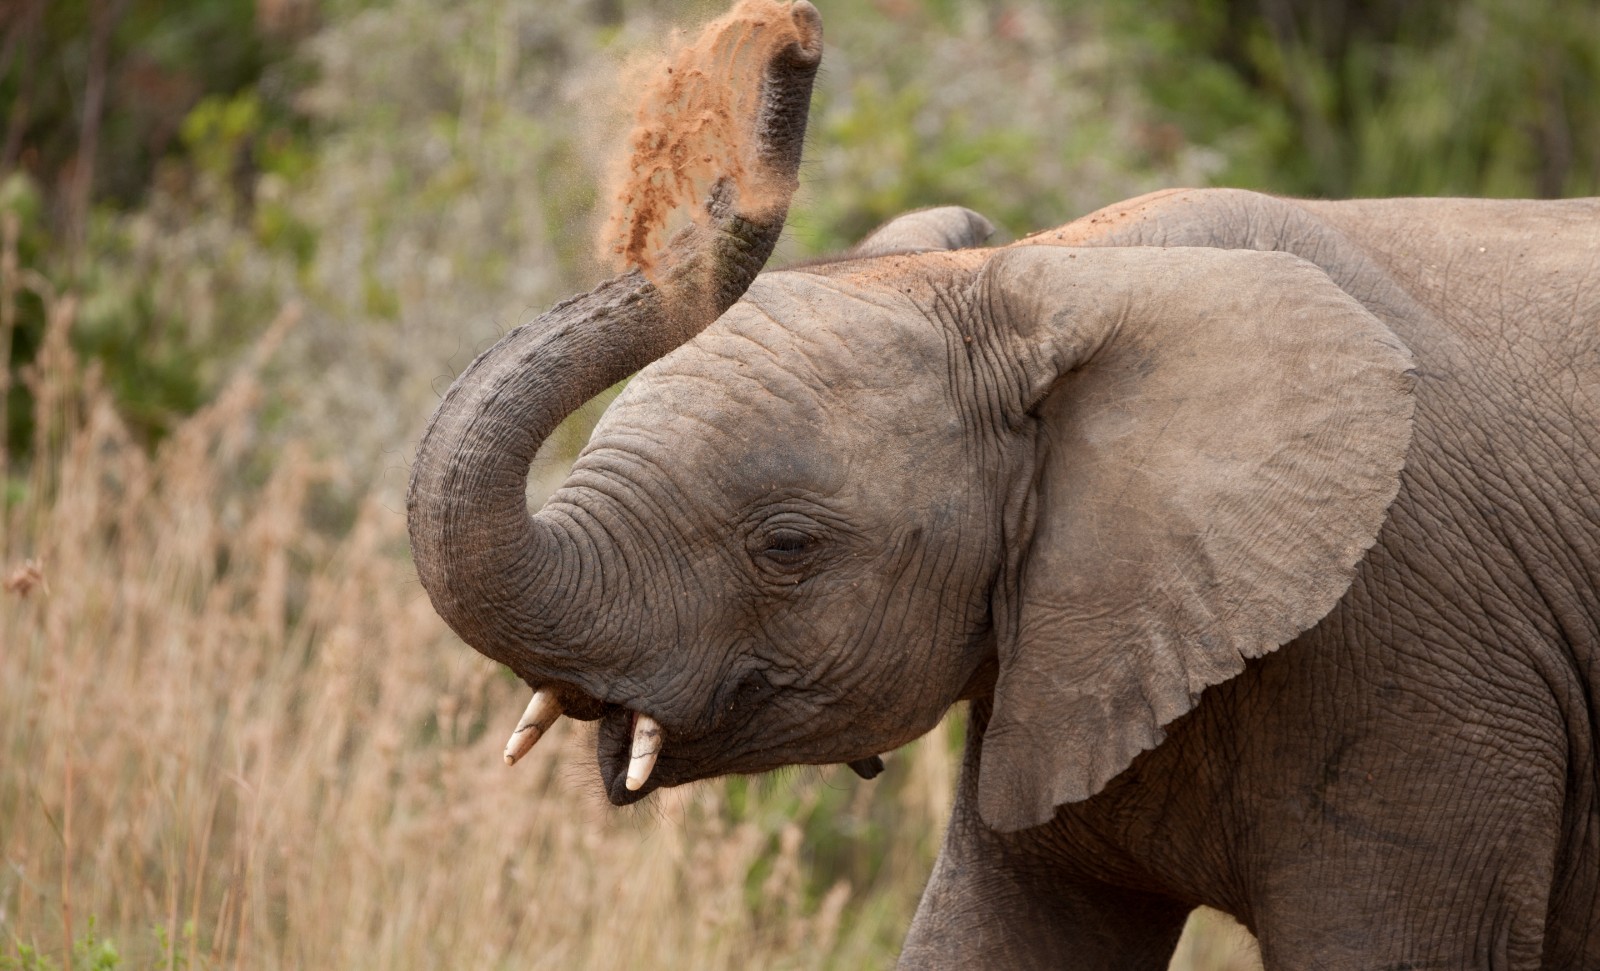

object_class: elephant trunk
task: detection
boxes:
[406,3,821,680]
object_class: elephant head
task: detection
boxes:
[408,2,1413,831]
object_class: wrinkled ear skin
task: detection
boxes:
[853,206,996,256]
[975,246,1416,833]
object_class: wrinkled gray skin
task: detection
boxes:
[408,27,1600,962]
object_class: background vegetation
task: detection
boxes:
[2,0,1595,967]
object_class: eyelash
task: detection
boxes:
[764,531,811,557]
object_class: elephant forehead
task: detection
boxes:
[710,271,950,378]
[582,272,968,500]
[613,271,955,417]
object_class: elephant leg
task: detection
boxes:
[899,836,1189,970]
[899,711,1188,970]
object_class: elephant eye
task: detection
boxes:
[763,529,812,560]
[746,513,831,580]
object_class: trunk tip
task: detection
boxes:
[789,2,823,64]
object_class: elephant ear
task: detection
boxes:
[853,206,995,256]
[975,245,1415,833]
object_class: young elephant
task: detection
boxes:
[407,7,1600,967]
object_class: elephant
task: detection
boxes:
[407,4,1600,967]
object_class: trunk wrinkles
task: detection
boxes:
[405,2,822,680]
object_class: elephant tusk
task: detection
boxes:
[625,713,663,791]
[504,689,563,766]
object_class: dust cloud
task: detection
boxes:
[596,0,804,277]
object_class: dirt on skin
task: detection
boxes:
[596,0,804,277]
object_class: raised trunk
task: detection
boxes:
[406,3,821,677]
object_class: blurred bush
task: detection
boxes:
[3,0,1597,473]
[1106,0,1600,197]
[0,0,315,454]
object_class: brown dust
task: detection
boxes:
[597,0,803,276]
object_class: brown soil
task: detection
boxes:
[596,0,804,277]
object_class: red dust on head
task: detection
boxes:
[597,0,807,278]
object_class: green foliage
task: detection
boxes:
[779,1,1217,253]
[6,0,1600,471]
[0,0,298,212]
[808,79,1038,249]
[2,918,121,971]
[0,173,49,457]
[1101,0,1600,197]
[180,89,322,263]
[0,918,209,971]
[0,0,323,459]
[149,921,199,971]
[71,259,208,446]
[181,92,265,189]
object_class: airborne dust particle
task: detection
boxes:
[596,0,805,278]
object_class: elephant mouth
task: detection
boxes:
[599,706,666,806]
[502,684,887,805]
[499,678,755,805]
[497,685,670,804]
